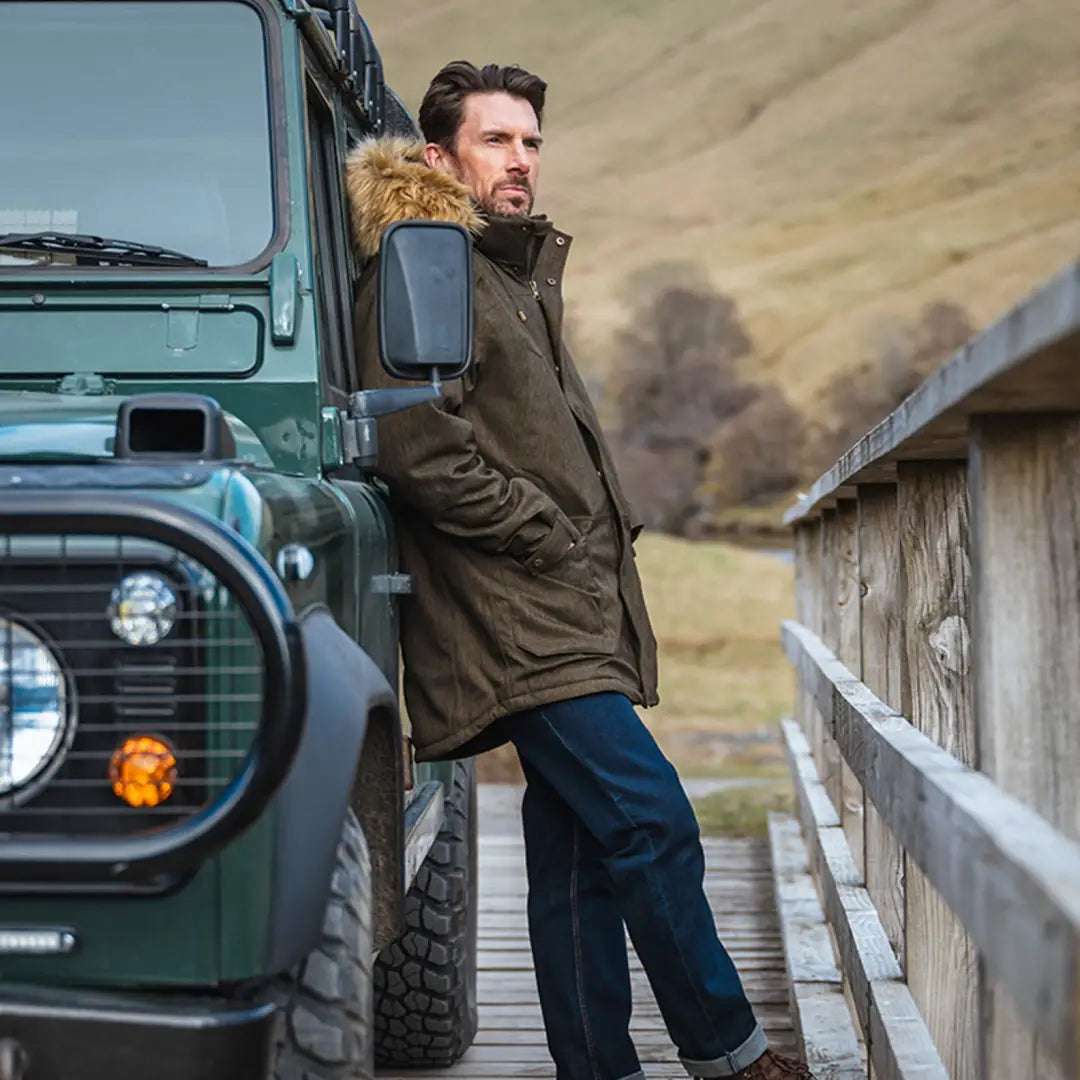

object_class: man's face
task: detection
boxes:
[425,91,542,217]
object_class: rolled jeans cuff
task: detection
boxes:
[680,1023,768,1077]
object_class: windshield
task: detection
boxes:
[0,1,276,270]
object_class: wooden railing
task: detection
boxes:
[776,258,1080,1080]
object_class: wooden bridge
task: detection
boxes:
[383,256,1080,1079]
[380,785,801,1079]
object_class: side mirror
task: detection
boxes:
[378,220,473,383]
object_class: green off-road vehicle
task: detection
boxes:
[0,2,480,1077]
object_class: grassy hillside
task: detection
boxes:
[361,0,1080,440]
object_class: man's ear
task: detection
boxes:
[424,142,451,172]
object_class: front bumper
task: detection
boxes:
[0,982,276,1080]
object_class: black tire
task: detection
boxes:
[272,809,374,1080]
[373,758,479,1066]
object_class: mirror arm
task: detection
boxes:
[343,371,444,468]
[348,378,442,420]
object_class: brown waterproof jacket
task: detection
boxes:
[345,139,659,760]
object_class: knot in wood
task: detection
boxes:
[928,613,970,675]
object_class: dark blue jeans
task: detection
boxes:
[490,692,766,1079]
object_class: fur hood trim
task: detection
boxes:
[344,137,484,257]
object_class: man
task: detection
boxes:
[347,61,815,1080]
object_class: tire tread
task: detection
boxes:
[373,760,478,1066]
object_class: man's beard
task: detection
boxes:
[481,182,534,217]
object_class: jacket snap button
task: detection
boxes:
[546,277,557,286]
[532,557,544,569]
[555,236,566,246]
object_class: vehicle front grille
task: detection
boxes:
[0,533,264,837]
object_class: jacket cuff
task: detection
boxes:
[520,516,579,575]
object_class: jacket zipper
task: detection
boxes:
[529,279,540,300]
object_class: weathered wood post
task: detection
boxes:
[834,499,864,880]
[794,523,817,750]
[856,484,905,969]
[970,412,1080,1080]
[896,461,980,1079]
[819,508,844,812]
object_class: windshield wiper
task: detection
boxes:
[0,231,209,268]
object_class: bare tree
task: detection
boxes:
[609,265,804,535]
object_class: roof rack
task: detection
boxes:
[295,0,386,135]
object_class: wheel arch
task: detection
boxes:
[264,606,401,974]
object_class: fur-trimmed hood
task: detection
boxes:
[344,137,484,258]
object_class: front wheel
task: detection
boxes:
[373,757,479,1066]
[271,809,374,1080]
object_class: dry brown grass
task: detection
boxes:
[361,0,1080,448]
[633,534,794,761]
[692,781,795,839]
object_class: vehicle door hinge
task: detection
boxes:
[55,372,116,396]
[371,573,413,595]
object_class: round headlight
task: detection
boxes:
[0,618,70,797]
[108,573,177,646]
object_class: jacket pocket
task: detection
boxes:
[502,531,617,659]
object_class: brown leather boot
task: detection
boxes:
[732,1049,817,1078]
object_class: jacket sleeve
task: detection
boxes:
[353,267,578,574]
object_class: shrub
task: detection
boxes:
[703,386,807,507]
[609,264,804,535]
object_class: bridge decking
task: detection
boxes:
[378,784,798,1080]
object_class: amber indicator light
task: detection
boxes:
[109,736,178,808]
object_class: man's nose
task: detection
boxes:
[508,141,531,174]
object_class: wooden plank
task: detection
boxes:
[820,509,845,813]
[769,814,843,984]
[792,984,867,1080]
[795,522,815,740]
[471,1023,798,1049]
[834,499,865,880]
[781,722,946,1080]
[804,518,824,753]
[970,413,1080,838]
[896,461,980,1080]
[856,484,905,973]
[784,720,840,832]
[970,412,1080,1080]
[782,619,1080,1074]
[383,820,796,1080]
[769,812,865,1078]
[784,259,1080,524]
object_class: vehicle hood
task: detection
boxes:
[0,391,273,466]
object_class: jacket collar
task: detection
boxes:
[475,214,554,280]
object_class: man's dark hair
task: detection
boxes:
[419,61,547,150]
